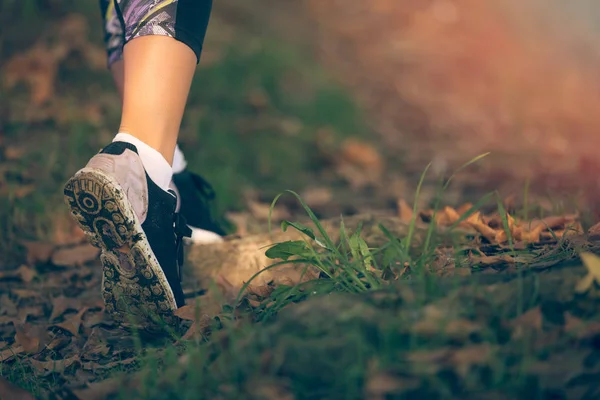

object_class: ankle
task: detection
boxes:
[113,133,173,191]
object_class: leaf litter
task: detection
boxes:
[2,181,600,398]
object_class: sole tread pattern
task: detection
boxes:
[64,168,178,330]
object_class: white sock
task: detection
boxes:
[172,145,188,174]
[113,133,173,192]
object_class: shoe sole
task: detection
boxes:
[63,168,178,330]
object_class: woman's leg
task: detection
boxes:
[64,0,214,328]
[119,35,196,164]
[101,1,227,241]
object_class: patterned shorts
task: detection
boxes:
[99,0,212,67]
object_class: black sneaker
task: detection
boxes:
[63,142,191,328]
[170,169,231,243]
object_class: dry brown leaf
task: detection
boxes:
[29,355,81,375]
[15,265,36,283]
[397,199,413,223]
[10,185,35,199]
[0,376,35,400]
[364,372,418,399]
[0,265,36,283]
[50,296,83,321]
[471,253,518,269]
[250,380,295,400]
[52,213,87,246]
[82,357,136,372]
[46,335,71,352]
[83,311,109,329]
[529,214,578,232]
[511,306,543,338]
[82,329,110,360]
[175,293,225,341]
[449,344,495,377]
[247,299,263,308]
[52,307,88,336]
[246,284,274,298]
[466,218,497,242]
[3,45,58,105]
[14,323,43,354]
[70,378,121,400]
[339,138,384,173]
[0,345,24,362]
[51,244,100,267]
[16,307,44,324]
[10,289,40,299]
[21,241,54,266]
[247,89,270,110]
[0,294,18,316]
[3,146,25,160]
[456,202,474,216]
[563,313,600,339]
[588,221,600,240]
[300,187,333,207]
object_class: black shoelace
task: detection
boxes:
[169,189,192,281]
[174,212,192,281]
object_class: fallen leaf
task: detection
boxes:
[82,328,110,360]
[29,355,81,375]
[246,284,274,299]
[247,89,270,110]
[83,311,109,329]
[14,323,42,353]
[339,138,383,173]
[0,265,37,283]
[51,244,99,267]
[248,379,295,400]
[300,187,333,207]
[0,294,18,316]
[365,372,418,399]
[11,185,35,199]
[52,213,87,246]
[563,313,600,339]
[21,241,54,265]
[511,306,543,338]
[529,214,578,232]
[70,378,121,400]
[10,289,40,299]
[50,296,83,321]
[46,334,71,352]
[81,357,136,372]
[0,345,24,362]
[449,344,495,377]
[0,376,35,400]
[588,221,600,240]
[175,292,226,341]
[52,307,88,336]
[3,44,58,105]
[456,202,474,215]
[17,306,44,323]
[397,199,413,223]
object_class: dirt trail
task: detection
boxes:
[218,0,600,212]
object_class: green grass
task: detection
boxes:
[97,165,584,399]
[96,156,583,399]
